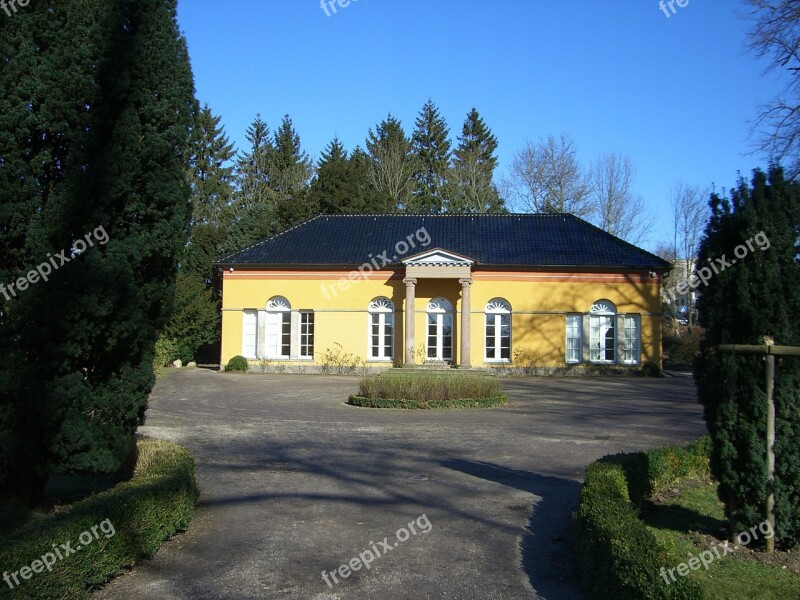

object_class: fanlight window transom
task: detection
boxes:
[369,297,394,312]
[590,300,616,315]
[486,298,511,313]
[267,296,291,311]
[427,298,453,313]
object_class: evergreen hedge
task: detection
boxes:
[694,166,800,547]
[0,438,197,600]
[575,438,710,599]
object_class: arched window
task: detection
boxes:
[485,298,511,361]
[589,299,616,363]
[266,296,291,359]
[426,298,453,362]
[368,297,394,360]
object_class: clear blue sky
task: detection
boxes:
[176,0,784,251]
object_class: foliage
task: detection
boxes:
[153,335,181,369]
[162,272,220,364]
[319,343,365,375]
[0,438,196,600]
[641,361,664,377]
[449,108,504,213]
[366,114,416,211]
[512,348,544,376]
[355,373,504,407]
[349,394,507,409]
[410,100,452,213]
[0,0,195,506]
[663,328,703,364]
[225,356,249,372]
[694,166,800,547]
[576,439,710,600]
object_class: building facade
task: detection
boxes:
[217,214,670,371]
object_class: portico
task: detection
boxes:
[401,249,474,368]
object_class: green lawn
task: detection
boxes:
[643,477,800,599]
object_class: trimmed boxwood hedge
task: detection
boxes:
[0,438,197,600]
[575,437,711,600]
[348,394,508,409]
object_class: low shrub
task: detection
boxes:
[355,373,503,405]
[348,395,507,409]
[641,361,664,377]
[0,438,197,600]
[226,355,248,372]
[663,328,703,364]
[576,438,711,599]
[319,343,364,375]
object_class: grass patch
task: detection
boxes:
[349,373,507,409]
[644,478,800,600]
[0,438,197,600]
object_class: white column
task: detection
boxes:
[404,278,417,365]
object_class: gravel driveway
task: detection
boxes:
[93,369,706,600]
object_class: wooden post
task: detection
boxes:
[766,352,776,554]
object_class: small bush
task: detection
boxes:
[641,361,663,377]
[576,438,711,599]
[226,355,248,372]
[0,438,197,600]
[153,334,180,369]
[348,395,507,409]
[319,343,364,375]
[663,328,703,363]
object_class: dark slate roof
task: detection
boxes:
[217,214,671,270]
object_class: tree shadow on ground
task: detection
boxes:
[441,459,586,600]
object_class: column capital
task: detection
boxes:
[403,277,418,286]
[458,278,473,287]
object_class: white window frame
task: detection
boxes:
[242,310,258,359]
[299,311,314,359]
[589,300,616,364]
[266,296,291,359]
[622,314,641,365]
[368,297,394,361]
[566,314,582,363]
[485,298,511,362]
[426,297,453,362]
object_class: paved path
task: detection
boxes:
[93,370,706,600]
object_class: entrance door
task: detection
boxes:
[426,298,453,362]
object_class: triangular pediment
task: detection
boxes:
[402,248,474,266]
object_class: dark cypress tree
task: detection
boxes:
[449,108,504,213]
[0,0,195,506]
[410,99,452,213]
[694,166,800,547]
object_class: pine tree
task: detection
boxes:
[0,0,196,506]
[449,108,504,213]
[272,114,315,229]
[235,114,275,212]
[410,100,452,213]
[226,114,280,254]
[184,105,236,283]
[694,166,800,547]
[366,115,416,211]
[310,137,352,214]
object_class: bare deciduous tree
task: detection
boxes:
[669,183,710,327]
[505,134,592,217]
[588,153,653,245]
[747,0,800,176]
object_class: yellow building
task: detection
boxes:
[217,214,670,372]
